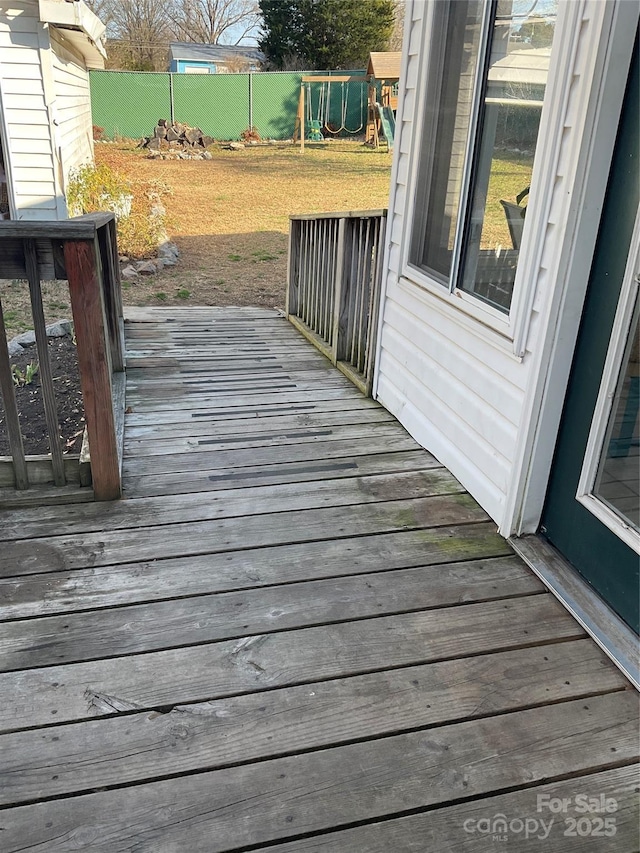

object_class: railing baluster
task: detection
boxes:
[24,238,66,486]
[0,292,28,489]
[286,209,387,396]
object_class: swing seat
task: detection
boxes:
[307,119,323,141]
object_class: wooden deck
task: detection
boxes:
[0,306,637,851]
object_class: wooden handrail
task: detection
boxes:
[0,214,124,500]
[286,209,387,395]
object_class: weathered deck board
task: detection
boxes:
[0,595,585,731]
[0,307,636,852]
[0,695,636,853]
[260,766,640,853]
[0,557,543,670]
[0,524,510,619]
[0,640,624,807]
[0,469,461,540]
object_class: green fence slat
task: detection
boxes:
[90,69,368,143]
[90,71,171,139]
[251,72,302,140]
[172,74,250,140]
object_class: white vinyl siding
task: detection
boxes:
[0,1,97,219]
[49,27,93,191]
[0,1,59,218]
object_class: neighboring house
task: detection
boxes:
[168,43,265,75]
[0,0,106,220]
[374,0,639,650]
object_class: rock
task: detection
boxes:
[135,260,158,276]
[8,339,23,357]
[158,241,179,259]
[119,255,129,263]
[166,126,180,142]
[202,151,213,160]
[225,142,245,151]
[14,330,36,347]
[121,264,139,279]
[45,321,71,338]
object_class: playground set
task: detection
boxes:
[293,51,401,152]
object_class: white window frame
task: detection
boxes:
[575,206,640,554]
[401,0,577,355]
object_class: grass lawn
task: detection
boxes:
[100,139,393,312]
[0,143,531,337]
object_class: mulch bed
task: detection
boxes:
[0,335,85,456]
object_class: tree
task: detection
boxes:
[259,0,395,70]
[389,1,405,51]
[86,0,171,70]
[518,19,555,48]
[168,0,261,45]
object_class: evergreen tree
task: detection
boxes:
[259,0,395,70]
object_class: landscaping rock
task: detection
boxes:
[14,330,36,347]
[158,241,179,259]
[202,151,213,160]
[8,339,23,357]
[121,264,139,280]
[45,321,71,338]
[225,142,245,151]
[135,260,158,275]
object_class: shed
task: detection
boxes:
[168,43,265,75]
[374,0,639,661]
[0,0,106,220]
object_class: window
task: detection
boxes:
[410,0,557,313]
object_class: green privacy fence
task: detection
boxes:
[90,70,368,142]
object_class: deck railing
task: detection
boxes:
[286,209,387,395]
[0,214,125,501]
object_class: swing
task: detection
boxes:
[306,82,323,141]
[321,81,366,135]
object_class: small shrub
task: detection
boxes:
[92,125,105,141]
[67,163,172,260]
[240,126,261,143]
[154,292,167,301]
[176,289,191,299]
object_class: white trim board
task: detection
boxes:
[509,534,639,691]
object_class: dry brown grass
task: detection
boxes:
[98,139,393,311]
[1,139,392,339]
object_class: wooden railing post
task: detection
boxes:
[64,238,122,500]
[97,217,125,372]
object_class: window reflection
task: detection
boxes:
[595,293,640,531]
[459,0,557,311]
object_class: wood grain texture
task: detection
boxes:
[64,238,121,501]
[0,523,511,619]
[0,595,585,732]
[0,494,489,575]
[0,469,460,540]
[0,694,636,852]
[2,307,634,851]
[260,766,640,852]
[0,557,543,670]
[0,640,625,807]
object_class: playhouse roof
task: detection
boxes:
[367,52,401,81]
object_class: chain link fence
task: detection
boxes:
[90,70,370,142]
